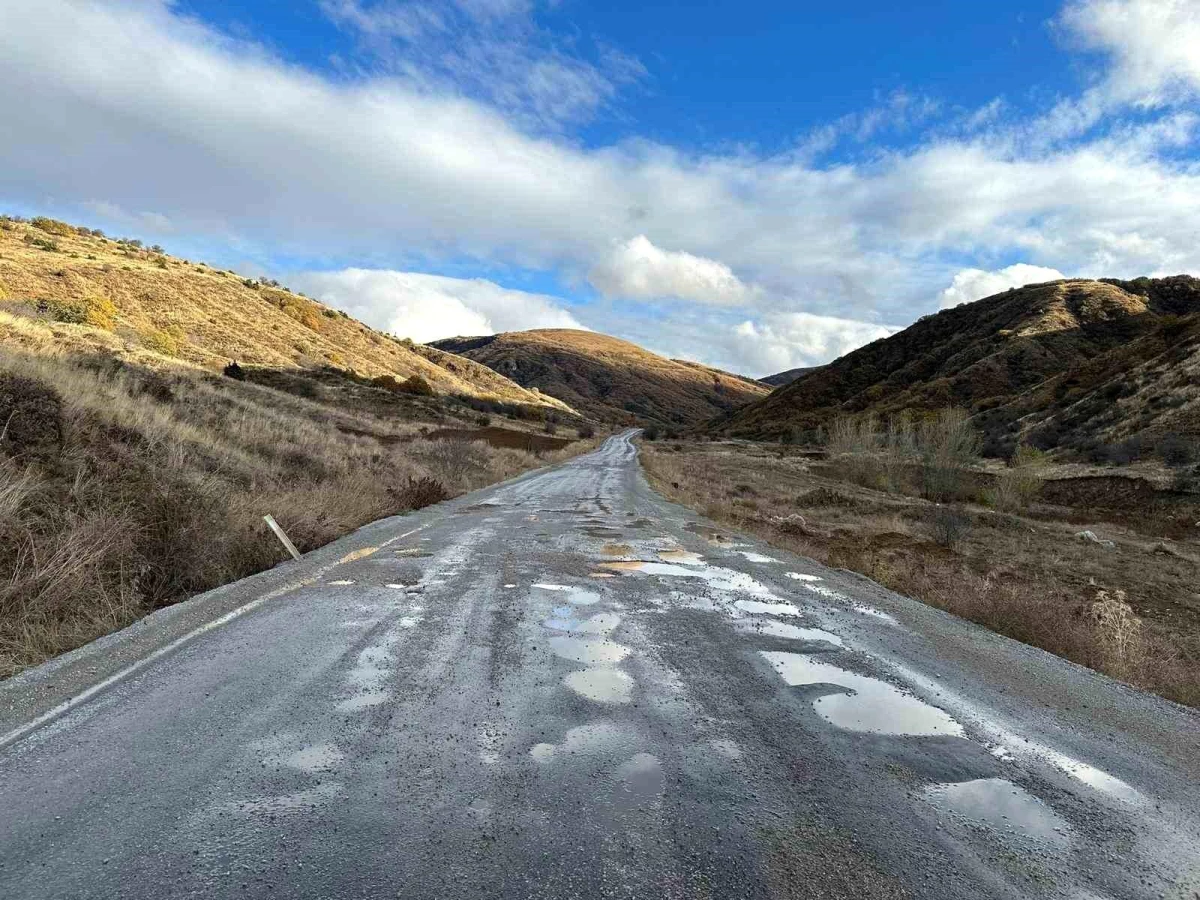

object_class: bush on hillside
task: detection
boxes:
[30,217,75,237]
[223,361,246,381]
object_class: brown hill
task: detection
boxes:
[719,276,1200,457]
[430,329,770,426]
[761,366,820,387]
[0,216,570,414]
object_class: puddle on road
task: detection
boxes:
[737,619,844,646]
[583,527,623,539]
[529,721,634,763]
[734,599,804,617]
[710,738,743,760]
[657,548,705,565]
[564,667,634,703]
[236,782,342,816]
[737,551,778,564]
[548,636,631,666]
[535,583,604,605]
[534,583,572,591]
[1039,748,1141,802]
[394,548,432,558]
[787,572,822,582]
[614,753,664,815]
[328,579,355,586]
[589,572,616,579]
[852,604,899,624]
[761,651,964,737]
[601,560,786,601]
[544,611,622,634]
[283,744,345,773]
[924,779,1069,847]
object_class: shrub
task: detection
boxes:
[544,420,558,435]
[643,426,660,441]
[30,217,75,237]
[322,308,338,318]
[1157,433,1197,468]
[929,505,971,550]
[986,444,1046,511]
[577,423,596,439]
[140,325,187,357]
[153,255,168,269]
[919,408,981,502]
[398,374,435,396]
[476,415,492,427]
[391,476,449,511]
[36,296,117,330]
[1090,589,1145,682]
[223,361,246,381]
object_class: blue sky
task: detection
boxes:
[2,0,1198,375]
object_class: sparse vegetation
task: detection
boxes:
[641,439,1200,707]
[0,348,590,676]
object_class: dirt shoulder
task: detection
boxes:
[639,440,1200,708]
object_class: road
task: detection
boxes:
[1,431,1198,899]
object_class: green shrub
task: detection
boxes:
[30,217,75,237]
[140,325,187,357]
[38,297,117,328]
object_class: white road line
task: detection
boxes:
[0,524,429,752]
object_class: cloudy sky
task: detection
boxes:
[2,0,1198,376]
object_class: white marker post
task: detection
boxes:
[263,514,301,561]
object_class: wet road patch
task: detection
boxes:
[924,778,1069,848]
[761,651,964,737]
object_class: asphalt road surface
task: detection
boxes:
[1,431,1198,899]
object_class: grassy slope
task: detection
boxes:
[720,277,1200,455]
[430,328,771,426]
[641,440,1200,708]
[0,217,571,412]
[0,215,600,677]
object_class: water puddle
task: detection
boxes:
[236,782,342,816]
[602,543,635,556]
[761,652,964,737]
[1039,749,1140,801]
[852,604,898,624]
[529,721,633,762]
[283,744,344,773]
[564,667,634,703]
[544,611,621,634]
[734,599,804,617]
[589,572,616,579]
[602,561,785,601]
[924,779,1069,847]
[549,636,631,666]
[737,619,844,646]
[786,572,822,582]
[657,548,705,565]
[534,583,571,591]
[328,579,355,586]
[737,551,778,564]
[614,753,664,815]
[710,738,742,760]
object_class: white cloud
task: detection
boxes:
[939,264,1068,309]
[292,269,585,343]
[723,314,899,377]
[1057,0,1200,108]
[0,0,1199,377]
[588,236,759,305]
[319,0,644,129]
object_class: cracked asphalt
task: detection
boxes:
[1,431,1198,899]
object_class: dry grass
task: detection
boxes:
[641,441,1200,708]
[0,346,594,677]
[0,216,569,412]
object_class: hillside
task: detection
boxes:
[430,328,771,426]
[760,366,819,387]
[0,216,570,414]
[719,276,1200,457]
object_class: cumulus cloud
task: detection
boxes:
[293,269,585,343]
[588,236,759,306]
[1057,0,1200,108]
[723,314,899,377]
[0,0,1199,375]
[939,264,1068,309]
